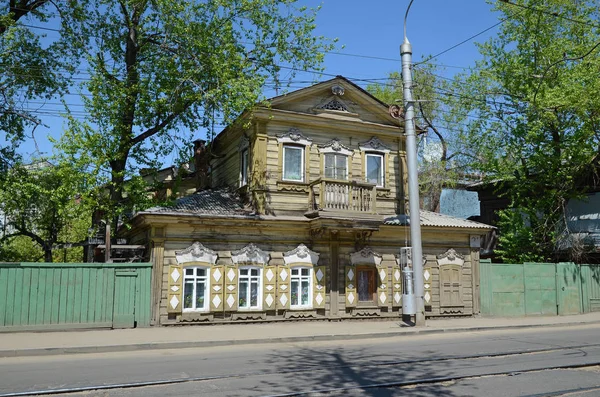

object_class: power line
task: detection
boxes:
[499,0,600,29]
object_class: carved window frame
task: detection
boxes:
[175,242,219,314]
[283,244,320,310]
[318,138,353,181]
[182,266,211,313]
[277,129,312,183]
[359,137,391,188]
[436,249,465,310]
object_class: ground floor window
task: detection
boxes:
[239,267,261,309]
[291,267,312,308]
[183,266,209,312]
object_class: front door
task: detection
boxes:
[357,266,376,304]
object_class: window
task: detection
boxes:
[240,148,249,187]
[324,153,347,180]
[183,267,209,312]
[366,153,384,187]
[283,145,304,181]
[238,267,262,310]
[290,267,312,308]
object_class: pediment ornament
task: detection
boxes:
[176,242,218,265]
[318,138,353,156]
[231,243,270,265]
[331,84,345,96]
[436,248,465,267]
[359,136,391,153]
[283,243,320,265]
[351,247,383,266]
[276,128,312,146]
[318,98,349,112]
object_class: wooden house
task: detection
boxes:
[127,76,493,325]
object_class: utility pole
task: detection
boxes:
[401,0,425,326]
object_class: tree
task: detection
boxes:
[57,0,334,229]
[0,160,92,262]
[0,1,83,171]
[447,0,600,262]
[367,66,464,212]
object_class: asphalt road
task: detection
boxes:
[1,324,600,397]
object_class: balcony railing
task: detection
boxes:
[309,178,377,213]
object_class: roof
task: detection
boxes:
[384,211,494,229]
[143,188,251,216]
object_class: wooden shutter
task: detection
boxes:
[224,264,238,311]
[210,265,225,311]
[345,265,357,308]
[391,265,402,307]
[263,265,277,310]
[167,264,183,314]
[376,265,388,307]
[276,265,291,310]
[313,265,326,309]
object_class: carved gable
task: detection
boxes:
[350,247,383,266]
[283,244,320,266]
[231,243,270,265]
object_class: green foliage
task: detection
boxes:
[57,0,334,228]
[0,1,84,171]
[447,0,600,262]
[0,160,92,262]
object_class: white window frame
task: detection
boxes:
[240,147,249,187]
[238,266,262,311]
[290,266,312,309]
[324,152,348,181]
[365,153,384,187]
[282,145,305,182]
[182,266,210,313]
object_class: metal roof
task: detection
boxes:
[384,211,494,229]
[143,188,251,216]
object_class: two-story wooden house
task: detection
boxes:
[128,76,493,325]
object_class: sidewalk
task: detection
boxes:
[2,312,600,358]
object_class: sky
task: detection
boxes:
[14,0,503,165]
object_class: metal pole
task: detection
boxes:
[401,0,425,326]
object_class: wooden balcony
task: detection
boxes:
[308,178,377,214]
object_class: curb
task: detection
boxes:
[1,320,599,358]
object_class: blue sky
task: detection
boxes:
[17,0,502,164]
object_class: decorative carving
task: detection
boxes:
[276,128,312,146]
[350,246,382,266]
[277,181,309,193]
[317,138,353,156]
[309,228,326,240]
[318,98,349,112]
[354,231,373,251]
[284,310,318,319]
[351,308,381,317]
[376,189,391,198]
[231,243,270,265]
[359,136,391,153]
[440,308,464,315]
[331,84,345,96]
[232,313,267,321]
[179,313,213,323]
[283,243,320,265]
[436,248,465,267]
[175,242,218,265]
[389,104,403,119]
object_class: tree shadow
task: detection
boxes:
[230,343,470,397]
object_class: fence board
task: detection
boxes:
[0,262,152,331]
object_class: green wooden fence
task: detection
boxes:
[480,261,599,317]
[0,262,152,331]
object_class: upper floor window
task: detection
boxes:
[359,137,391,188]
[277,128,312,183]
[240,148,249,186]
[319,138,353,182]
[283,145,304,181]
[324,153,347,180]
[366,153,384,187]
[239,136,249,187]
[238,266,262,310]
[183,266,210,312]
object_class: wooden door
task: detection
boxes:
[357,266,376,303]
